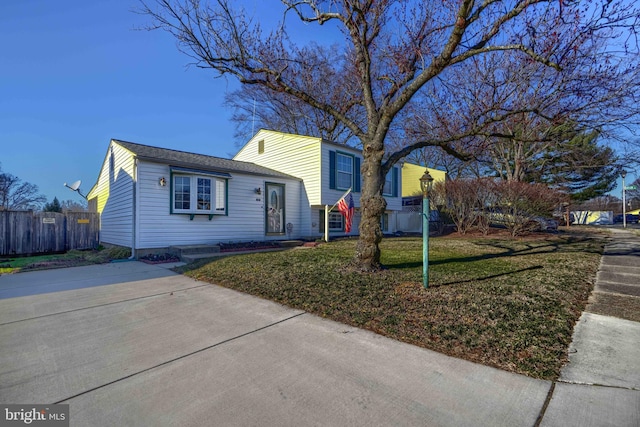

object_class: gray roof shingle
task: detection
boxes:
[113,139,299,180]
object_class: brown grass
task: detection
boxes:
[177,230,606,380]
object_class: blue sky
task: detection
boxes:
[1,0,244,204]
[0,0,636,206]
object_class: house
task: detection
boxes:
[396,162,447,233]
[88,134,444,256]
[87,139,303,256]
[233,129,403,237]
[400,162,447,206]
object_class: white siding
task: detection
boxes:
[135,161,303,249]
[88,142,135,247]
[319,143,403,212]
[385,190,403,211]
[319,143,361,207]
[235,130,403,238]
[309,207,362,238]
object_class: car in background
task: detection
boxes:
[535,217,559,231]
[614,214,640,224]
[487,208,558,232]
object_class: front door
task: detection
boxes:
[265,183,285,234]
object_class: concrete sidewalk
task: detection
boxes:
[0,232,638,426]
[543,229,640,426]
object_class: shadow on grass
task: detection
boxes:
[385,235,603,270]
[433,265,544,287]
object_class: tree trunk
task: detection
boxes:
[353,142,386,272]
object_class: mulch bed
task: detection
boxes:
[219,242,282,252]
[139,253,181,264]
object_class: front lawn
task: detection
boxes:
[177,231,605,380]
[0,246,131,274]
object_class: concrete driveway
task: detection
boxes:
[0,260,636,426]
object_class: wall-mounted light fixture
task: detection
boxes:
[159,177,167,187]
[255,187,262,195]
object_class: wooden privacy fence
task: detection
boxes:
[0,211,100,256]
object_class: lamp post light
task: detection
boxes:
[420,170,434,288]
[621,170,627,229]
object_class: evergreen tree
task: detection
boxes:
[532,130,618,201]
[43,197,62,213]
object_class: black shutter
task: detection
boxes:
[329,151,336,190]
[354,157,361,192]
[392,167,399,197]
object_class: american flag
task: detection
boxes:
[336,191,355,233]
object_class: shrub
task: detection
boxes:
[492,181,564,237]
[434,179,479,235]
[437,178,563,237]
[103,246,131,259]
[435,178,497,235]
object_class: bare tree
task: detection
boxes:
[433,178,495,235]
[401,37,639,184]
[140,0,640,271]
[577,194,621,212]
[0,166,47,210]
[61,199,88,212]
[493,180,564,237]
[224,45,362,145]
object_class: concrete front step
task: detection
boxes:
[182,248,287,263]
[171,241,305,263]
[169,245,221,256]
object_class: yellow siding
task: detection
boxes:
[401,163,446,197]
[234,129,323,204]
[86,141,135,247]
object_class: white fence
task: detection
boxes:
[396,209,442,234]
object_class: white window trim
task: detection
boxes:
[336,152,353,191]
[319,210,345,232]
[328,212,344,231]
[172,174,226,215]
[383,170,393,196]
[381,213,389,232]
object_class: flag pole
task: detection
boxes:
[328,188,352,213]
[324,205,330,242]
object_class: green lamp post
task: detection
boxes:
[621,170,627,229]
[420,169,434,288]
